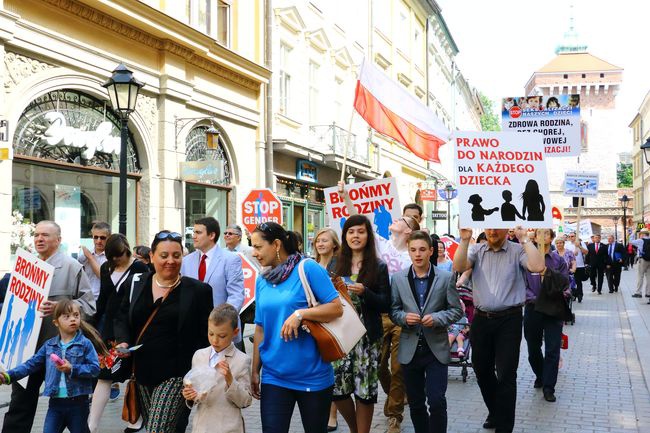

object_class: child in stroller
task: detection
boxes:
[449,285,474,381]
[448,304,469,358]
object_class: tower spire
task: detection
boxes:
[555,2,588,54]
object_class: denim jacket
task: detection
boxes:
[8,330,100,397]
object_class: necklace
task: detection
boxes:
[154,275,180,289]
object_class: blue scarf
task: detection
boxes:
[262,253,302,285]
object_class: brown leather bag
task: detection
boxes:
[122,279,177,424]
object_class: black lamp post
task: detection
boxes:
[641,137,650,165]
[102,64,144,235]
[612,217,618,241]
[444,183,456,235]
[619,194,630,246]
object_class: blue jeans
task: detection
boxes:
[401,346,448,433]
[43,396,90,433]
[524,304,563,393]
[260,383,333,433]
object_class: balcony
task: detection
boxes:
[309,123,369,166]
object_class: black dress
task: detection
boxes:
[94,259,149,381]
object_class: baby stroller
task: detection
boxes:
[449,285,474,382]
[566,273,576,326]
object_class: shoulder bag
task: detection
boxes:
[297,259,366,362]
[122,278,177,424]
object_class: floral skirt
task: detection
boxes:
[332,335,381,403]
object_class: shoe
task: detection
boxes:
[327,421,338,432]
[578,298,582,303]
[534,378,543,388]
[387,417,401,433]
[592,287,596,292]
[457,349,465,358]
[124,428,141,433]
[609,290,614,294]
[598,292,602,295]
[110,383,120,401]
[543,390,557,402]
[482,417,496,429]
[645,294,650,298]
[632,294,642,298]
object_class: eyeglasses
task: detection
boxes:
[258,223,271,232]
[401,218,413,230]
[93,235,107,241]
[223,232,240,237]
[154,232,182,241]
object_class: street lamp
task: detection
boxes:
[619,194,630,246]
[640,137,650,165]
[444,183,457,235]
[612,217,618,241]
[103,63,144,235]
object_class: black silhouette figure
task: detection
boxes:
[468,194,499,221]
[521,180,545,221]
[501,190,525,221]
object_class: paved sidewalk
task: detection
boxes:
[1,268,649,432]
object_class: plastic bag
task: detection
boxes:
[183,366,219,396]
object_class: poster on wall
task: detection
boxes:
[501,94,581,157]
[453,131,552,229]
[0,248,53,386]
[54,185,81,257]
[324,178,401,241]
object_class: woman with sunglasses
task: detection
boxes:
[114,231,213,433]
[250,222,343,433]
[88,234,149,433]
[333,215,390,433]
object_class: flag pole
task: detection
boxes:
[340,106,356,184]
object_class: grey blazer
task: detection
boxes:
[390,266,463,365]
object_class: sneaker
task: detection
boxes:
[110,383,120,401]
[632,294,642,298]
[387,417,401,433]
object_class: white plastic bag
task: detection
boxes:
[183,366,219,396]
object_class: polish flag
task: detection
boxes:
[354,59,450,162]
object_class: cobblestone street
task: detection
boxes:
[1,269,650,432]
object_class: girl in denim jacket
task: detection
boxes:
[0,300,105,433]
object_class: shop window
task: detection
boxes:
[184,125,232,252]
[13,90,140,172]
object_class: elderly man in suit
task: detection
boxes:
[181,217,244,340]
[390,231,462,433]
[586,234,608,294]
[605,234,626,293]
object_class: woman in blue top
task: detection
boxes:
[251,222,343,433]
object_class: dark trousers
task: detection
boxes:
[606,265,622,292]
[401,347,448,433]
[523,304,563,393]
[574,268,585,301]
[471,310,522,433]
[1,366,45,433]
[260,383,333,433]
[43,397,90,433]
[589,265,605,292]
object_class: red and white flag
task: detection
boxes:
[354,59,450,162]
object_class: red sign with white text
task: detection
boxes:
[238,253,258,312]
[440,236,459,261]
[241,189,283,234]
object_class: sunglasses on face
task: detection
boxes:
[93,235,107,241]
[223,232,240,237]
[154,232,182,241]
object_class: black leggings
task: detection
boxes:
[574,267,585,300]
[260,384,333,433]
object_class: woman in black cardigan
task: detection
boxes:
[88,234,149,432]
[333,215,390,433]
[114,231,213,433]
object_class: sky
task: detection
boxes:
[437,0,649,151]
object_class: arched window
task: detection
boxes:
[185,125,231,185]
[13,90,141,172]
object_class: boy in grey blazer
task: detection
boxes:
[390,231,462,433]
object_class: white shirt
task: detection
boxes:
[209,346,225,368]
[566,241,587,267]
[630,238,647,258]
[376,236,411,276]
[78,250,107,300]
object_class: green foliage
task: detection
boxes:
[479,93,501,131]
[617,163,632,188]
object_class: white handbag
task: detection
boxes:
[298,259,366,361]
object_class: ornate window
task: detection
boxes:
[13,90,141,173]
[185,125,231,185]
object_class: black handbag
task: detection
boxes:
[535,268,572,322]
[582,265,591,281]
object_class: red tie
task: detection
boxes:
[198,254,207,282]
[595,244,599,253]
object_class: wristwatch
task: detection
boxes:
[294,310,303,322]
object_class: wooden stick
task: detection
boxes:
[575,198,583,241]
[340,110,356,184]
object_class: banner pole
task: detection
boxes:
[340,110,355,184]
[576,199,583,240]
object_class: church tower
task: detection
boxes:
[523,5,624,234]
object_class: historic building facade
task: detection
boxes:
[0,0,269,271]
[630,91,650,226]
